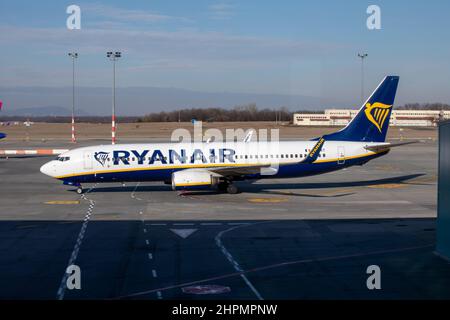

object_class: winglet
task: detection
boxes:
[303,137,325,164]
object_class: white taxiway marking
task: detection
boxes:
[170,228,198,239]
[215,223,264,300]
[56,183,98,300]
[130,182,163,300]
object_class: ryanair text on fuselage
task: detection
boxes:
[96,148,236,167]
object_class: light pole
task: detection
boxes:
[357,53,368,104]
[68,52,78,143]
[107,51,121,144]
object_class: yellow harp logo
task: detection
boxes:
[364,102,392,133]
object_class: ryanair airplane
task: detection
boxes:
[40,76,410,194]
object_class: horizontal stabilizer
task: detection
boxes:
[364,140,418,153]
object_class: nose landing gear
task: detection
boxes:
[76,186,83,194]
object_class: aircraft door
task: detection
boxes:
[84,151,93,169]
[337,146,345,165]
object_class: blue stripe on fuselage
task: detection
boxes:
[60,151,388,185]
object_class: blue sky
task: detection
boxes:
[1,0,450,108]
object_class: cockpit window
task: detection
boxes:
[56,156,70,162]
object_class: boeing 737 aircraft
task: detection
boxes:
[40,76,410,194]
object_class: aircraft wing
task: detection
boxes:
[208,164,273,177]
[364,141,418,153]
[201,136,327,177]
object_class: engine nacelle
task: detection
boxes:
[171,170,218,190]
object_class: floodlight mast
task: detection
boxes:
[358,53,368,104]
[107,51,122,144]
[68,52,78,143]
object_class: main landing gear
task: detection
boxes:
[226,184,238,194]
[76,186,84,194]
[218,181,239,194]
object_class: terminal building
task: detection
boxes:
[293,109,450,127]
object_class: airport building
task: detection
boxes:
[293,109,450,127]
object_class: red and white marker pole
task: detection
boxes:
[68,52,78,143]
[71,116,76,143]
[112,114,116,145]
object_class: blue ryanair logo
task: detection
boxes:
[97,148,236,166]
[94,152,109,167]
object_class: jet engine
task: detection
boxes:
[171,169,219,190]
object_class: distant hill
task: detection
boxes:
[2,106,90,117]
[0,86,335,116]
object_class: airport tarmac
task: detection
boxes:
[1,140,450,299]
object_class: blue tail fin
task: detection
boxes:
[324,76,399,142]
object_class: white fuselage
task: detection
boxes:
[40,140,386,184]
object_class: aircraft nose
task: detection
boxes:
[40,161,55,177]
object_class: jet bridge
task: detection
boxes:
[437,120,450,260]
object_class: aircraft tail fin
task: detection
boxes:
[324,76,399,142]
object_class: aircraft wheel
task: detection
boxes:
[226,184,239,194]
[76,187,83,194]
